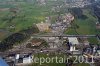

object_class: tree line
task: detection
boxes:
[0,25,39,52]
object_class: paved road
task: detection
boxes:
[32,34,96,38]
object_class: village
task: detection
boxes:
[0,0,100,66]
[1,11,100,66]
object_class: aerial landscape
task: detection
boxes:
[0,0,100,66]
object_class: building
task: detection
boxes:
[63,13,74,23]
[68,37,82,55]
[4,54,16,66]
[96,46,100,57]
[15,54,33,66]
[68,37,79,45]
[37,0,46,5]
[96,23,100,29]
[80,38,90,46]
[65,0,90,8]
[68,37,79,52]
[66,0,84,3]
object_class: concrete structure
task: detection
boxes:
[97,50,100,56]
[96,23,100,29]
[23,56,33,64]
[65,0,91,8]
[68,37,79,45]
[16,54,33,66]
[37,0,46,5]
[68,37,79,52]
[70,45,76,51]
[63,13,74,23]
[66,13,74,21]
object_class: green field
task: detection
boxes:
[65,28,78,35]
[65,9,100,35]
[0,0,66,32]
[0,0,66,40]
[88,37,99,45]
[0,2,49,32]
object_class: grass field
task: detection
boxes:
[0,3,48,31]
[88,37,99,44]
[75,9,98,35]
[65,28,78,35]
[65,9,100,35]
[0,0,67,40]
[0,0,67,31]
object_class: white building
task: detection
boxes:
[97,50,100,56]
[68,37,79,45]
[23,56,33,64]
[16,54,33,65]
[68,37,79,51]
